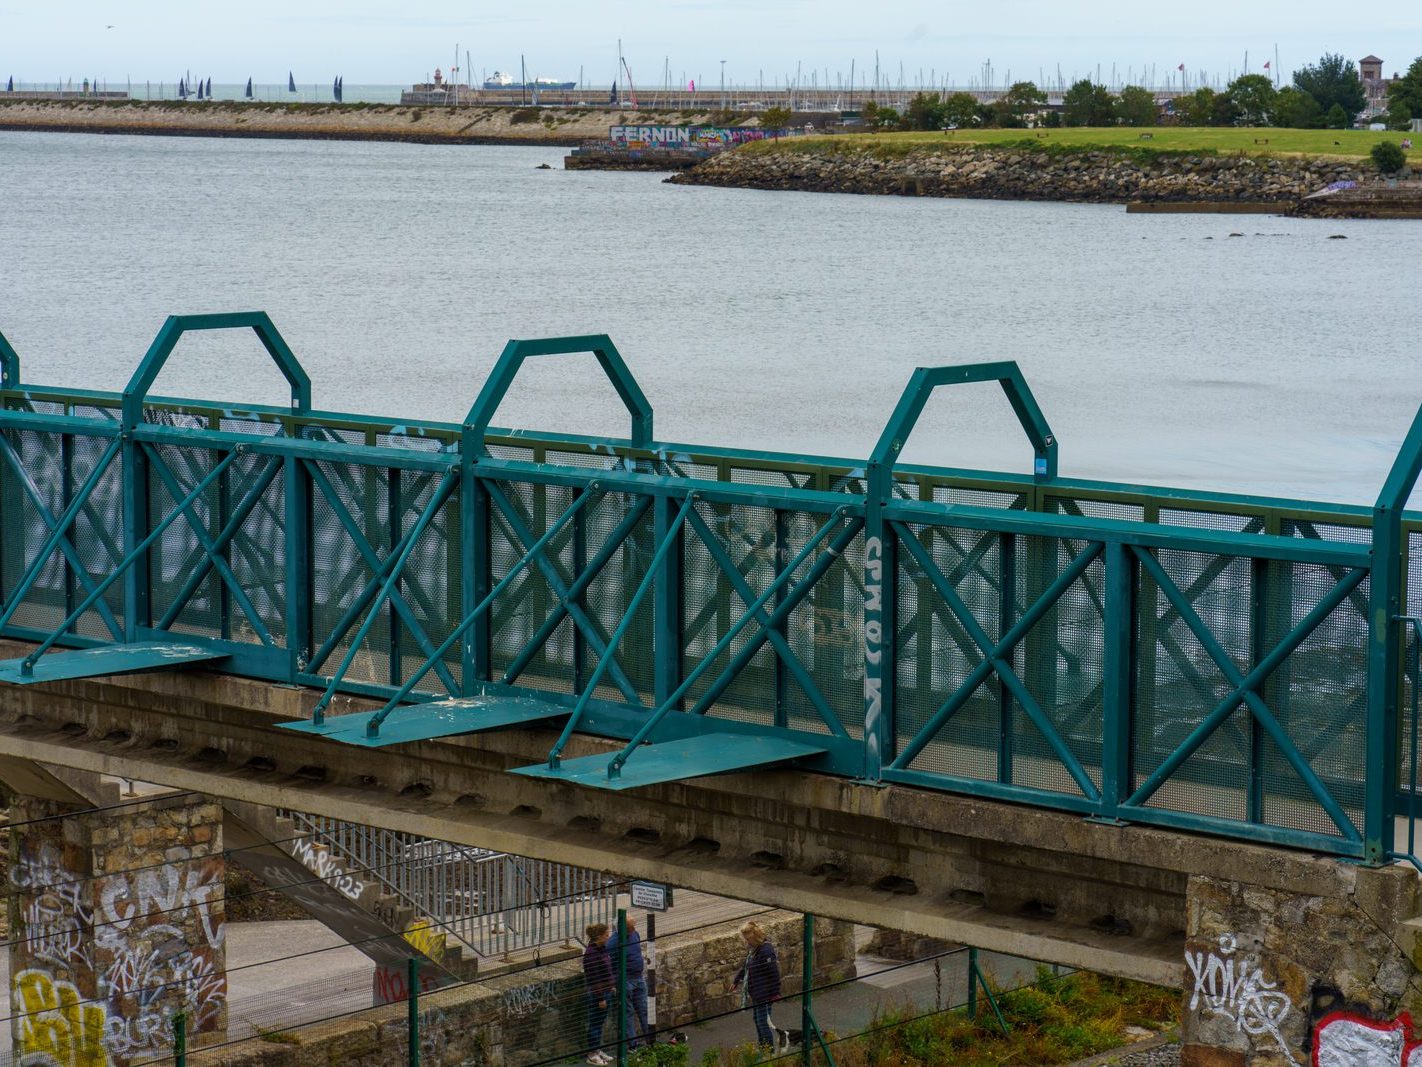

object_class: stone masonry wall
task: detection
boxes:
[189,913,857,1066]
[9,793,227,1065]
[671,142,1369,205]
[1181,869,1422,1067]
[655,913,857,1027]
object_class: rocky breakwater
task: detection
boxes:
[669,141,1369,207]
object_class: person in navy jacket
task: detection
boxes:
[607,914,650,1049]
[732,920,784,1050]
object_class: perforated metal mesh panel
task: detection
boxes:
[311,460,392,688]
[897,523,1004,782]
[0,428,124,639]
[1132,548,1366,838]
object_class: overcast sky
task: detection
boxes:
[1,1,1417,88]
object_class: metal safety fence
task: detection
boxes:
[286,810,618,961]
[0,316,1418,865]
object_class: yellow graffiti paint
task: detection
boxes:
[402,918,446,963]
[13,968,110,1067]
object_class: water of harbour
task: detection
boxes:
[3,129,1421,507]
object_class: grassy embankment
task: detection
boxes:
[742,125,1418,162]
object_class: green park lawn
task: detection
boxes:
[747,125,1416,161]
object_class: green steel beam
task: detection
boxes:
[463,335,652,457]
[122,312,311,429]
[0,329,18,391]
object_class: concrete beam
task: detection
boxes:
[0,652,1370,991]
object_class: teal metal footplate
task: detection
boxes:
[0,641,229,685]
[278,694,570,747]
[510,732,828,791]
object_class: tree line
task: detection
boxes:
[861,53,1422,131]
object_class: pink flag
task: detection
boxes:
[1263,60,1271,70]
[1177,64,1185,72]
[689,79,695,91]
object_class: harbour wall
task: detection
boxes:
[0,99,743,146]
[668,140,1378,209]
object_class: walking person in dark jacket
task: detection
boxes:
[732,920,785,1050]
[582,923,615,1065]
[607,915,649,1049]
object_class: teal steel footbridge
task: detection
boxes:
[1,314,1419,868]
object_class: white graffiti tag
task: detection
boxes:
[1186,934,1296,1061]
[290,839,367,901]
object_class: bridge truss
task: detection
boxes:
[0,314,1418,867]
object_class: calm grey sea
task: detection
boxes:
[1,130,1419,506]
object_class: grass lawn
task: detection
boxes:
[747,125,1417,161]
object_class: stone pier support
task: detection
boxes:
[7,784,227,1065]
[1181,866,1422,1067]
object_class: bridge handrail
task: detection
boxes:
[462,335,652,456]
[122,312,311,429]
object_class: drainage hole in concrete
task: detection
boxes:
[510,804,542,819]
[874,875,919,896]
[1091,914,1134,936]
[294,765,327,782]
[1020,899,1058,919]
[567,815,602,832]
[400,781,434,799]
[243,756,277,773]
[624,826,660,843]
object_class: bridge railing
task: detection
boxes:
[0,317,1412,865]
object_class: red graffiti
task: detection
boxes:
[1313,1010,1422,1067]
[373,965,443,1007]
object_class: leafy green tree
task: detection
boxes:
[759,106,793,132]
[873,106,900,129]
[1389,57,1422,120]
[904,92,946,130]
[941,92,980,128]
[1371,140,1406,174]
[1211,92,1241,127]
[1115,85,1157,127]
[1326,102,1349,129]
[1293,53,1366,118]
[1175,86,1219,126]
[1271,86,1325,128]
[997,81,1047,127]
[1389,102,1414,131]
[1062,79,1114,126]
[1225,74,1276,125]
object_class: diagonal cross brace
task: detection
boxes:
[363,485,603,736]
[546,492,699,768]
[890,533,1103,785]
[684,517,865,720]
[484,479,644,706]
[304,462,459,695]
[309,466,459,723]
[145,447,279,646]
[18,447,243,675]
[686,507,848,739]
[603,507,854,780]
[893,524,1103,800]
[0,435,124,635]
[0,433,123,640]
[497,496,653,688]
[1127,546,1366,841]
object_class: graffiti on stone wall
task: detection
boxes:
[502,978,560,1019]
[402,918,447,963]
[93,857,228,1059]
[289,838,367,901]
[373,964,443,1007]
[12,968,111,1067]
[13,843,95,971]
[1186,933,1295,1059]
[1313,1012,1422,1067]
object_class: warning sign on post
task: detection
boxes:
[630,880,672,912]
